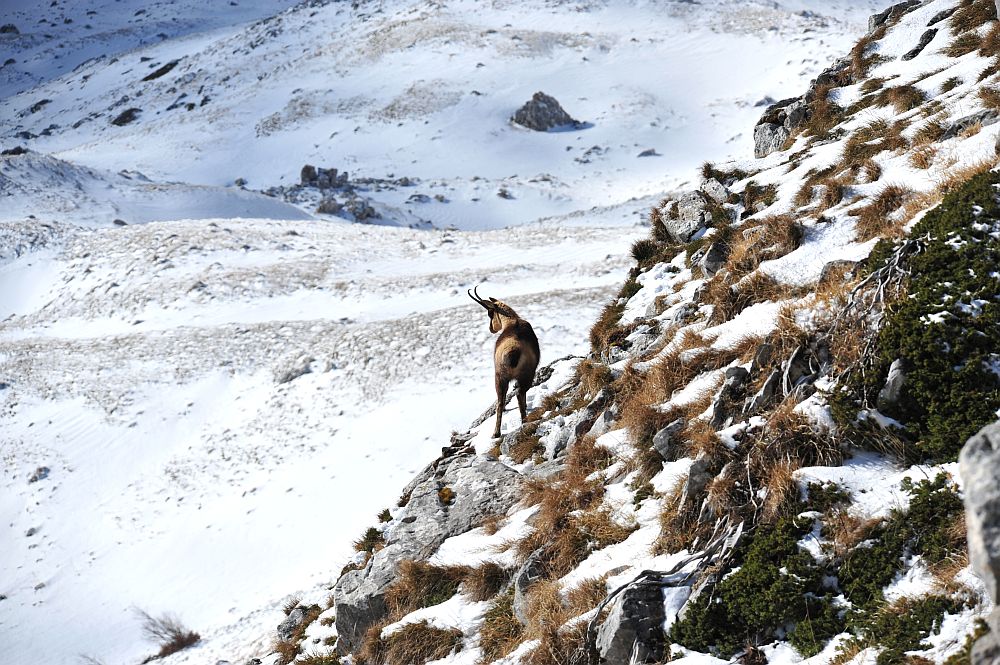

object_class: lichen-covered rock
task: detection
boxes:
[277,606,308,642]
[511,92,580,131]
[662,191,711,242]
[943,109,1000,141]
[700,178,729,204]
[334,453,523,653]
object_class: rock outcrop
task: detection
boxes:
[961,421,1000,663]
[334,452,523,653]
[511,92,581,131]
[753,97,808,158]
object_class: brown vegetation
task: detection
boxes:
[853,184,912,241]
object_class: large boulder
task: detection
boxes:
[334,453,523,654]
[960,420,1000,664]
[595,580,676,663]
[511,92,581,131]
[753,97,808,158]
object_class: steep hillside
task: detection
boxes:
[247,1,1000,664]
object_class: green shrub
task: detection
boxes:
[870,170,1000,461]
[670,515,842,657]
[862,596,964,665]
[839,474,963,608]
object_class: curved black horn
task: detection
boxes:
[468,286,491,309]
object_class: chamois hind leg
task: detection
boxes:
[516,383,528,423]
[493,376,509,439]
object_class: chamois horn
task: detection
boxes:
[468,285,493,309]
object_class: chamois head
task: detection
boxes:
[468,286,519,334]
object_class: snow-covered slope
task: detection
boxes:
[0,1,894,664]
[239,1,1000,664]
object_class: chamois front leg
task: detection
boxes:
[494,376,509,439]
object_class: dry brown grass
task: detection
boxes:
[853,184,912,241]
[564,576,609,617]
[567,435,615,476]
[137,610,201,660]
[822,511,879,558]
[463,562,514,602]
[963,120,985,138]
[850,26,886,80]
[875,85,925,114]
[855,158,882,184]
[951,0,997,34]
[508,421,542,464]
[943,31,983,57]
[716,272,792,323]
[523,580,568,641]
[935,158,998,194]
[860,76,886,95]
[383,621,463,665]
[940,76,964,93]
[750,399,844,486]
[803,82,844,138]
[520,620,590,665]
[575,358,613,399]
[912,119,946,146]
[725,215,802,278]
[481,513,504,536]
[843,119,908,168]
[357,621,390,665]
[478,592,523,663]
[760,460,800,522]
[981,86,1000,110]
[655,476,715,554]
[983,21,1000,57]
[909,145,937,169]
[384,561,469,619]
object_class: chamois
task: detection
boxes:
[468,286,540,439]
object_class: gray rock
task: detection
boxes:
[960,421,1000,603]
[927,7,957,27]
[0,24,19,34]
[512,548,548,625]
[699,240,728,277]
[745,369,781,416]
[637,148,658,157]
[753,97,809,158]
[511,92,580,132]
[961,420,1000,662]
[573,388,613,442]
[652,419,686,461]
[902,28,937,61]
[664,191,711,243]
[679,456,713,514]
[943,109,1000,140]
[701,178,729,204]
[670,302,698,325]
[28,466,50,483]
[277,606,308,642]
[316,198,342,215]
[111,108,141,127]
[868,0,920,34]
[749,342,774,377]
[335,453,523,653]
[345,197,377,222]
[595,580,669,664]
[710,367,750,429]
[877,359,906,410]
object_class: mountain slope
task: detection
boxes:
[246,2,1000,664]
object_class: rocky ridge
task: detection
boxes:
[253,1,1000,664]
